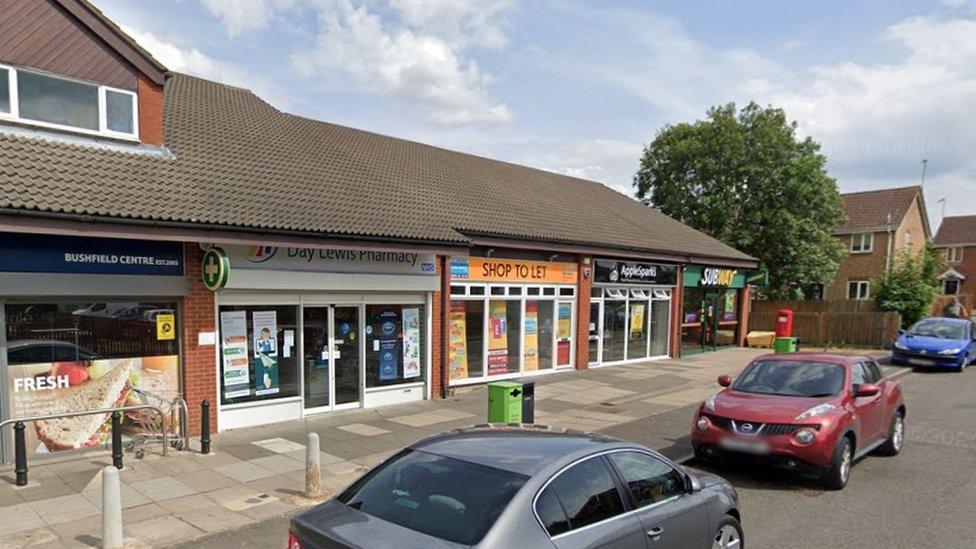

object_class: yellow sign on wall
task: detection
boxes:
[459,257,578,284]
[156,313,176,341]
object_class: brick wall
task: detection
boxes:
[181,244,217,436]
[894,200,928,254]
[671,268,684,357]
[432,255,446,399]
[737,285,751,346]
[940,245,976,294]
[825,232,889,300]
[574,256,593,370]
[138,75,164,146]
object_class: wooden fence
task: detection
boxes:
[752,299,879,314]
[750,310,901,349]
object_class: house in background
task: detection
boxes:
[817,186,931,300]
[933,215,976,295]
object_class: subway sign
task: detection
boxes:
[683,265,747,289]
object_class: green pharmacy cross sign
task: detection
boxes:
[202,246,230,291]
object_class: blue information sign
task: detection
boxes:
[0,233,184,276]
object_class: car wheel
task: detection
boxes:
[712,515,744,549]
[822,436,853,490]
[876,412,904,456]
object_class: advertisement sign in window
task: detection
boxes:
[448,302,469,380]
[252,311,280,396]
[488,301,509,375]
[220,311,250,399]
[378,309,400,381]
[524,301,539,372]
[402,307,421,379]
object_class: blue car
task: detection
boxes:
[892,317,976,371]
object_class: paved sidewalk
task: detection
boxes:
[0,347,898,548]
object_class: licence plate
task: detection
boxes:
[719,437,770,454]
[908,357,936,366]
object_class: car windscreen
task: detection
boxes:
[907,319,968,340]
[337,449,528,545]
[732,360,845,397]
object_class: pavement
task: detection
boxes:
[0,346,899,548]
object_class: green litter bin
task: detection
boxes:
[487,381,523,423]
[773,337,799,353]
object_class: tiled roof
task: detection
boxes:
[935,215,976,246]
[0,73,753,262]
[837,185,922,233]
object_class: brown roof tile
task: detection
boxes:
[0,73,753,263]
[935,215,976,245]
[837,185,922,233]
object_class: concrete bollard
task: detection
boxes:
[305,432,321,498]
[101,466,123,549]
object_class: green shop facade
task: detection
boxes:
[680,265,751,355]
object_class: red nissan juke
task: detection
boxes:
[692,353,905,489]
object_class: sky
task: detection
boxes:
[92,0,976,229]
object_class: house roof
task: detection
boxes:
[55,0,168,85]
[0,73,754,264]
[934,215,976,246]
[836,185,927,234]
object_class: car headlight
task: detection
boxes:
[938,348,962,355]
[704,394,717,412]
[696,417,709,431]
[894,340,908,351]
[794,428,816,445]
[795,403,836,421]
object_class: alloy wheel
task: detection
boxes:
[840,441,853,484]
[712,524,741,549]
[892,416,904,452]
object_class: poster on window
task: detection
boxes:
[402,307,421,379]
[630,303,645,338]
[378,309,400,380]
[252,311,278,357]
[251,311,279,396]
[723,291,737,321]
[220,311,250,399]
[524,302,539,371]
[557,303,572,340]
[488,301,509,375]
[448,302,469,380]
[7,355,180,454]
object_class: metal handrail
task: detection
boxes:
[0,404,168,456]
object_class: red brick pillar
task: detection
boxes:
[181,244,217,436]
[737,285,751,347]
[432,255,448,399]
[671,267,685,358]
[575,256,592,370]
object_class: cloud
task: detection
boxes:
[122,26,291,109]
[199,0,297,37]
[291,0,513,125]
[387,0,513,50]
[512,138,644,194]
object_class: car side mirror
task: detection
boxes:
[687,473,702,493]
[855,383,880,397]
[717,375,732,387]
[898,329,905,336]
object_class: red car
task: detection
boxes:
[692,353,905,489]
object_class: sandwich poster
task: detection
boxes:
[448,302,468,380]
[523,302,539,372]
[220,311,250,399]
[7,355,180,454]
[402,307,421,379]
[487,300,508,375]
[251,311,280,396]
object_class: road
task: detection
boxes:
[176,365,976,548]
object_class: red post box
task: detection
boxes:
[775,309,794,338]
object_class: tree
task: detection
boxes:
[634,102,845,298]
[874,246,943,328]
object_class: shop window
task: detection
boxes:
[527,287,541,296]
[627,300,650,360]
[542,287,556,296]
[650,300,670,356]
[364,305,426,388]
[682,288,704,324]
[470,286,486,296]
[219,305,299,405]
[559,287,575,297]
[487,300,521,375]
[525,301,554,371]
[721,289,739,322]
[448,300,484,380]
[2,65,139,140]
[490,286,505,296]
[4,301,180,453]
[588,302,601,364]
[602,299,626,362]
[509,286,523,295]
[653,290,671,300]
[591,287,603,298]
[450,285,466,296]
[556,302,573,366]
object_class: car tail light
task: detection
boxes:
[285,529,302,549]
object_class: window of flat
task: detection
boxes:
[946,247,963,263]
[0,64,138,140]
[850,233,873,253]
[848,280,870,300]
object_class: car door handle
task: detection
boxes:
[647,526,664,539]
